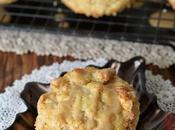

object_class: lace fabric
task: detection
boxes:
[146,71,175,114]
[0,28,174,68]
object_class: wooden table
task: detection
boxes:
[0,51,74,91]
[0,51,175,130]
[0,51,175,90]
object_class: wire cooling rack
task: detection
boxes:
[0,0,175,44]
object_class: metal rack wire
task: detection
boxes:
[0,0,175,44]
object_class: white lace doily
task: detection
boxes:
[0,59,175,130]
[146,71,175,114]
[0,27,174,68]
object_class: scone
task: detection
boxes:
[35,67,140,130]
[61,0,135,18]
[168,0,175,9]
[0,0,16,4]
[0,8,11,23]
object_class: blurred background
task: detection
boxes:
[0,0,175,45]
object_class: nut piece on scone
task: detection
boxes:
[61,0,135,18]
[35,67,140,130]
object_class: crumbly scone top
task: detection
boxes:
[61,0,135,18]
[35,67,139,130]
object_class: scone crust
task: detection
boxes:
[61,0,135,18]
[169,0,175,9]
[35,67,140,130]
[0,0,16,4]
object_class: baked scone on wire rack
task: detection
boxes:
[0,0,16,4]
[168,0,175,9]
[61,0,136,18]
[35,67,140,130]
[0,7,11,23]
[0,0,15,22]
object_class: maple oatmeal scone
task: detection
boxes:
[0,8,11,23]
[168,0,175,9]
[0,0,16,4]
[61,0,135,18]
[35,67,140,130]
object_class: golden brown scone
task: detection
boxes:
[0,0,16,4]
[35,67,140,130]
[168,0,175,9]
[149,11,174,29]
[61,0,135,18]
[0,7,11,23]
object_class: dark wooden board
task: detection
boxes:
[0,51,174,90]
[0,51,75,91]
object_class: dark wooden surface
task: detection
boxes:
[0,51,174,91]
[0,51,75,91]
[0,51,175,130]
